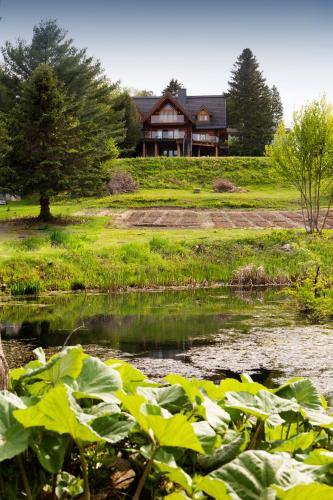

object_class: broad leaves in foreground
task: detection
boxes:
[211,450,325,500]
[14,384,101,444]
[0,392,30,461]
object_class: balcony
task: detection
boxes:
[192,133,219,144]
[151,115,185,124]
[144,130,185,140]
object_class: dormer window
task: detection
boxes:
[197,110,210,122]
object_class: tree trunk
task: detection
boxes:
[38,196,52,222]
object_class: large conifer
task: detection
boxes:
[4,65,108,221]
[227,48,274,155]
[0,20,125,147]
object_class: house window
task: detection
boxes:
[197,111,210,122]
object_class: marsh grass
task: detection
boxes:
[1,226,332,293]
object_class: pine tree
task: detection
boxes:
[162,79,184,96]
[227,48,274,155]
[271,85,283,131]
[5,65,108,221]
[113,91,141,156]
[0,20,125,146]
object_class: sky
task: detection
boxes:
[0,0,332,124]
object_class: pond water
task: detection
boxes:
[1,287,333,397]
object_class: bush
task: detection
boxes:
[231,264,288,286]
[213,178,239,193]
[108,171,138,195]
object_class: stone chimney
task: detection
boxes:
[177,88,187,105]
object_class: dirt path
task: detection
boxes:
[80,208,333,230]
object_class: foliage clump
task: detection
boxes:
[2,346,333,499]
[108,171,138,195]
[267,97,333,233]
[231,264,288,286]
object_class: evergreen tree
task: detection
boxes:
[162,79,184,96]
[3,65,108,221]
[0,20,125,146]
[227,48,274,155]
[113,91,141,157]
[271,85,283,131]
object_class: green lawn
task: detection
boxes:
[0,186,302,220]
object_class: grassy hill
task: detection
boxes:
[108,157,279,189]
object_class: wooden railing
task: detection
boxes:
[192,133,219,144]
[151,115,185,124]
[144,130,185,140]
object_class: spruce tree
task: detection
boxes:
[271,85,283,131]
[4,65,107,221]
[113,91,141,156]
[227,48,274,155]
[0,20,125,146]
[162,79,184,96]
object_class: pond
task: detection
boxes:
[1,287,333,398]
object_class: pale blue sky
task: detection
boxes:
[0,0,332,124]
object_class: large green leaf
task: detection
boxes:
[192,421,217,454]
[201,378,269,401]
[270,432,315,453]
[164,374,203,405]
[91,415,134,443]
[137,384,189,413]
[196,476,231,500]
[119,393,204,452]
[105,359,147,391]
[68,356,121,403]
[20,346,85,385]
[0,391,30,461]
[274,483,333,499]
[225,390,299,424]
[197,433,246,472]
[200,396,230,431]
[304,448,333,465]
[275,380,323,412]
[301,408,333,428]
[154,460,193,494]
[211,450,323,500]
[14,384,102,445]
[31,431,69,473]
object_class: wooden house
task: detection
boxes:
[133,89,228,157]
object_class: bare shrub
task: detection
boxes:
[108,171,137,195]
[230,264,288,286]
[213,178,239,193]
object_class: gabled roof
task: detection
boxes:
[140,92,194,123]
[133,92,227,128]
[196,105,212,116]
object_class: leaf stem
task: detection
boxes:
[17,454,32,500]
[133,447,158,500]
[79,446,90,500]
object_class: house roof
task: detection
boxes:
[133,92,227,129]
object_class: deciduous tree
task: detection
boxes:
[267,97,333,233]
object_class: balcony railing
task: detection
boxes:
[144,130,185,140]
[151,115,185,124]
[192,133,219,144]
